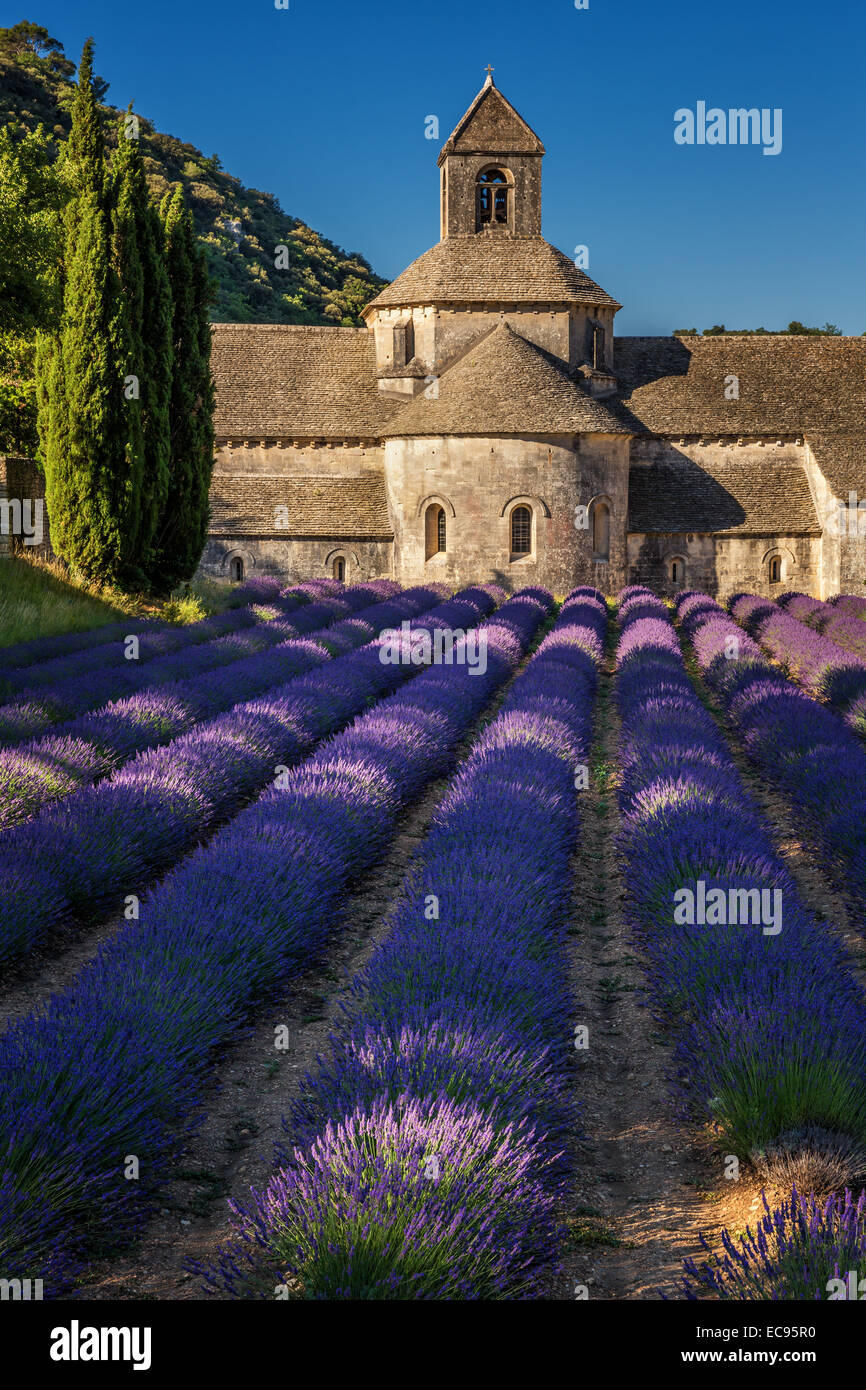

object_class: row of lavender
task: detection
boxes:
[780,591,866,662]
[613,589,866,1301]
[0,583,393,745]
[0,581,409,830]
[729,592,866,734]
[203,588,606,1299]
[680,592,866,933]
[0,583,455,965]
[661,592,866,1295]
[0,587,544,1294]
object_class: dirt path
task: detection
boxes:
[76,627,553,1301]
[552,623,768,1301]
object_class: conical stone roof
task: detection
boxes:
[385,322,631,437]
[366,236,620,312]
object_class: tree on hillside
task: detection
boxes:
[38,39,142,583]
[153,185,214,588]
[0,20,108,95]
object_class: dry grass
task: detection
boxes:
[0,553,236,650]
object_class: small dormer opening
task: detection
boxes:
[476,168,511,231]
[592,323,606,370]
[393,320,415,369]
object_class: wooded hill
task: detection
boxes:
[0,28,387,326]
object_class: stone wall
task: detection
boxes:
[370,304,614,382]
[199,536,394,584]
[627,531,821,599]
[0,456,52,560]
[383,432,630,594]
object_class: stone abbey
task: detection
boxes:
[201,75,866,599]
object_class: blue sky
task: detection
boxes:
[20,0,866,334]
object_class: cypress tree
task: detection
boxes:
[154,185,214,589]
[110,108,172,579]
[108,109,146,578]
[38,39,143,583]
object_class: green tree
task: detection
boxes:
[38,39,142,583]
[153,185,214,588]
[0,21,75,79]
[0,121,65,453]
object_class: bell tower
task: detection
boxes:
[438,70,545,240]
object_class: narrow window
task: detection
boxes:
[231,557,244,582]
[476,169,510,231]
[592,323,606,370]
[670,557,685,586]
[425,504,446,560]
[511,505,532,556]
[592,502,610,561]
[769,556,781,584]
[333,557,345,582]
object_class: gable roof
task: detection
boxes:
[627,456,821,536]
[615,335,866,436]
[366,236,620,311]
[386,322,631,437]
[439,76,545,160]
[208,474,393,539]
[210,324,404,440]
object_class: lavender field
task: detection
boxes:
[2,578,866,1303]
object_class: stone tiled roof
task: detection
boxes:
[615,335,866,435]
[210,324,404,440]
[386,323,632,437]
[439,77,545,159]
[627,457,821,535]
[208,474,394,538]
[366,237,620,311]
[806,434,866,499]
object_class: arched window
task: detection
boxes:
[476,168,510,230]
[669,556,686,586]
[511,505,532,557]
[230,557,244,582]
[333,556,345,582]
[769,555,781,584]
[425,504,446,560]
[592,501,610,561]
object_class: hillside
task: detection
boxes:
[0,32,387,326]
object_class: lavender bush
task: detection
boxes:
[680,592,866,933]
[681,1187,866,1300]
